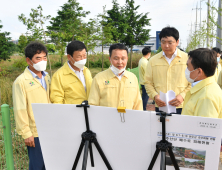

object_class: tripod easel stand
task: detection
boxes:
[148,112,180,170]
[72,101,113,170]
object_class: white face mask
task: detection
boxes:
[110,61,126,75]
[31,60,47,71]
[185,68,198,83]
[71,58,86,69]
[217,57,220,63]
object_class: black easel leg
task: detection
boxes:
[148,148,160,170]
[160,152,166,170]
[82,141,89,170]
[89,141,95,167]
[72,140,85,170]
[168,147,180,170]
[93,139,113,170]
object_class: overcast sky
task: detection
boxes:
[0,0,219,49]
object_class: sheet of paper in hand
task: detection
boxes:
[159,90,176,113]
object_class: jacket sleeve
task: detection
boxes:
[195,97,219,118]
[133,77,143,111]
[88,76,100,106]
[144,60,158,100]
[218,70,222,89]
[50,73,64,104]
[13,81,32,139]
[141,61,148,81]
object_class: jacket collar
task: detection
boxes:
[107,68,129,79]
[190,76,215,94]
[27,67,48,79]
[63,61,87,76]
[158,48,182,59]
[24,67,35,80]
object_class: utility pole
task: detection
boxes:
[211,7,214,47]
[216,0,222,49]
[207,0,210,48]
[187,23,193,50]
[199,0,205,48]
[192,3,200,48]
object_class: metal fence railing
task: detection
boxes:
[0,104,29,170]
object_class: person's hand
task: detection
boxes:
[24,136,35,147]
[154,95,166,107]
[169,94,184,107]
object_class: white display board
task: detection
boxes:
[32,104,152,170]
[150,114,222,170]
[32,104,222,170]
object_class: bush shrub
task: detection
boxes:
[52,61,62,68]
[12,58,28,70]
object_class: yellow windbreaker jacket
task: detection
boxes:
[50,62,92,104]
[144,48,191,108]
[213,63,221,82]
[182,76,222,118]
[88,68,143,110]
[12,67,51,139]
[138,57,148,85]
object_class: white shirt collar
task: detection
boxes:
[192,80,202,87]
[162,48,177,65]
[27,66,48,79]
[162,48,177,58]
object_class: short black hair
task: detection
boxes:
[25,41,48,60]
[188,48,217,77]
[142,47,151,56]
[67,40,87,57]
[109,43,128,57]
[212,47,221,54]
[159,26,179,41]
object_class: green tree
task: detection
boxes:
[18,34,28,54]
[18,5,52,76]
[105,0,151,68]
[123,0,151,68]
[45,43,56,53]
[18,5,51,43]
[47,31,67,65]
[98,6,114,70]
[187,2,218,51]
[47,0,90,42]
[47,0,90,65]
[105,0,126,42]
[0,20,13,60]
[0,20,2,31]
[77,19,101,67]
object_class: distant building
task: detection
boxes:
[91,31,161,54]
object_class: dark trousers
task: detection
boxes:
[155,107,182,115]
[27,137,45,170]
[141,85,149,111]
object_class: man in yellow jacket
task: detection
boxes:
[182,48,222,118]
[88,43,142,110]
[145,27,191,114]
[138,47,151,110]
[13,42,50,170]
[212,47,221,82]
[50,40,92,104]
